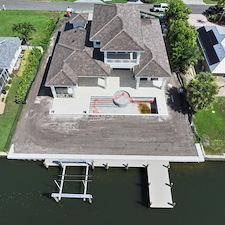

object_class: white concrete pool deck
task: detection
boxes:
[49,77,168,115]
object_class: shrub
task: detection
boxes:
[208,14,219,22]
[7,79,12,85]
[4,85,10,91]
[15,48,41,103]
[39,18,56,50]
[9,73,15,78]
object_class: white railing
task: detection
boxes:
[106,59,136,63]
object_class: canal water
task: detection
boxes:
[0,158,225,225]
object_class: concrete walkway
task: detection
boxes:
[188,14,215,26]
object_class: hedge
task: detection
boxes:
[15,48,41,103]
[39,18,56,49]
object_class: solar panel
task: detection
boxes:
[198,27,219,65]
[207,30,218,45]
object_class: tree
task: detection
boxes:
[168,20,201,73]
[12,22,36,44]
[165,0,191,24]
[187,72,218,110]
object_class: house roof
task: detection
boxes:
[134,19,171,78]
[0,37,21,69]
[46,26,110,86]
[62,13,89,25]
[90,4,144,51]
[70,13,89,24]
[197,25,225,74]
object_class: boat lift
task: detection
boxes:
[51,160,93,203]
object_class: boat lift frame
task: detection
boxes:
[51,160,93,203]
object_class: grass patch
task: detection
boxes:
[17,50,31,77]
[193,97,225,155]
[0,10,60,46]
[0,76,23,151]
[103,0,127,2]
[15,0,74,1]
[203,0,217,4]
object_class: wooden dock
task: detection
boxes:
[147,161,174,208]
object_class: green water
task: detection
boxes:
[0,159,225,225]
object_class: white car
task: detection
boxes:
[151,3,168,12]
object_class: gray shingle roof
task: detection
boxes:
[0,37,21,69]
[134,19,171,78]
[70,13,89,24]
[90,4,144,51]
[46,25,110,86]
[59,27,86,50]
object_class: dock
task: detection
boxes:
[147,161,174,208]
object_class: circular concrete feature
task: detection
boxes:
[113,90,130,107]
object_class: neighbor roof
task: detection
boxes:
[197,25,225,74]
[198,26,219,65]
[0,37,21,69]
[90,4,144,51]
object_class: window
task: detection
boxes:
[151,78,158,81]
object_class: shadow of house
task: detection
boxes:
[38,32,61,97]
[85,21,93,48]
[166,87,188,115]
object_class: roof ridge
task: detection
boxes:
[61,64,77,84]
[58,43,75,51]
[100,29,123,49]
[91,14,119,40]
[82,51,110,76]
[46,69,63,85]
[71,13,86,22]
[101,30,143,50]
[64,49,78,62]
[136,58,170,77]
[135,57,154,76]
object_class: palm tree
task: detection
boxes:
[12,22,36,44]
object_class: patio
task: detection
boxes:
[50,70,168,115]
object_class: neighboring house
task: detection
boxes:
[197,26,225,75]
[0,37,21,92]
[46,4,171,99]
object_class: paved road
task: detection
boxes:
[0,0,212,14]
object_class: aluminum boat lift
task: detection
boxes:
[51,160,93,203]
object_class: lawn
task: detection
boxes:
[19,0,74,1]
[0,10,60,46]
[203,0,217,4]
[103,0,127,2]
[193,97,225,155]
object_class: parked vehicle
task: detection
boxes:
[151,3,168,13]
[204,5,223,15]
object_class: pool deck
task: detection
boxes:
[50,70,168,116]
